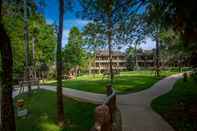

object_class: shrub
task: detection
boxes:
[183,73,188,82]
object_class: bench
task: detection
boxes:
[18,79,40,94]
[17,66,40,94]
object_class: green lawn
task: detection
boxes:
[151,76,197,131]
[47,70,178,94]
[15,90,95,131]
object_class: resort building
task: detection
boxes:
[90,49,156,73]
[90,50,127,73]
[135,50,155,68]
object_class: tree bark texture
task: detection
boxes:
[0,0,16,130]
[155,38,160,77]
[107,0,113,84]
[56,0,65,127]
[23,0,31,93]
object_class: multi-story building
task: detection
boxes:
[135,50,155,68]
[90,49,155,73]
[90,50,127,73]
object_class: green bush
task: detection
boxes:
[183,73,188,82]
[191,71,197,81]
[47,65,56,80]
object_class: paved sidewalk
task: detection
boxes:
[117,73,183,131]
[12,85,106,104]
[42,85,106,104]
[12,73,183,131]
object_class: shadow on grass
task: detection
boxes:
[15,90,95,131]
[151,77,197,131]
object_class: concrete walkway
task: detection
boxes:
[42,85,106,104]
[117,73,183,131]
[13,73,183,131]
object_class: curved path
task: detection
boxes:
[13,73,183,131]
[118,73,182,131]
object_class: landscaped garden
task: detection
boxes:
[151,75,197,131]
[46,70,178,94]
[1,0,197,130]
[15,90,95,131]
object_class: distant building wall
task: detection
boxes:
[90,50,127,73]
[89,50,156,73]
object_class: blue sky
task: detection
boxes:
[38,0,155,50]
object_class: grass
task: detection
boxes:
[151,76,197,131]
[47,70,178,94]
[15,90,96,131]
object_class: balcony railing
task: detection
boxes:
[90,67,127,70]
[95,59,127,63]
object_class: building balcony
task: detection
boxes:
[90,66,127,70]
[95,59,127,63]
[137,60,154,63]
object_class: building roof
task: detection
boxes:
[96,50,126,56]
[137,49,154,56]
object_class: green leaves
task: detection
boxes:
[82,22,106,52]
[63,27,86,72]
[2,3,56,73]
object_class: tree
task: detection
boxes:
[23,0,32,93]
[1,1,56,85]
[82,22,106,74]
[29,15,56,66]
[144,4,164,77]
[80,0,145,84]
[83,22,106,53]
[159,30,191,70]
[0,0,16,130]
[56,0,65,127]
[117,14,145,70]
[126,46,135,70]
[145,0,197,68]
[63,27,86,76]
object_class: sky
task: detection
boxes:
[38,0,155,50]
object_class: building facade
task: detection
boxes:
[90,50,155,73]
[135,50,155,68]
[90,50,127,73]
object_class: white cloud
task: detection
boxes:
[62,29,69,47]
[140,37,155,50]
[62,19,91,47]
[65,19,90,25]
[64,19,91,29]
[46,18,54,25]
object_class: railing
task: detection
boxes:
[90,67,127,70]
[91,85,117,131]
[95,59,127,63]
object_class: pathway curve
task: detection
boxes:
[42,85,106,104]
[13,73,183,131]
[117,73,183,131]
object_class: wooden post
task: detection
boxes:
[92,85,117,131]
[94,105,112,131]
[106,84,113,96]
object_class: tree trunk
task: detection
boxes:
[134,43,139,70]
[191,51,197,69]
[0,1,16,130]
[107,0,113,84]
[32,35,35,67]
[23,0,31,93]
[56,0,65,127]
[155,37,160,77]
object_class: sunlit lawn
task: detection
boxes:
[15,90,95,131]
[46,70,178,94]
